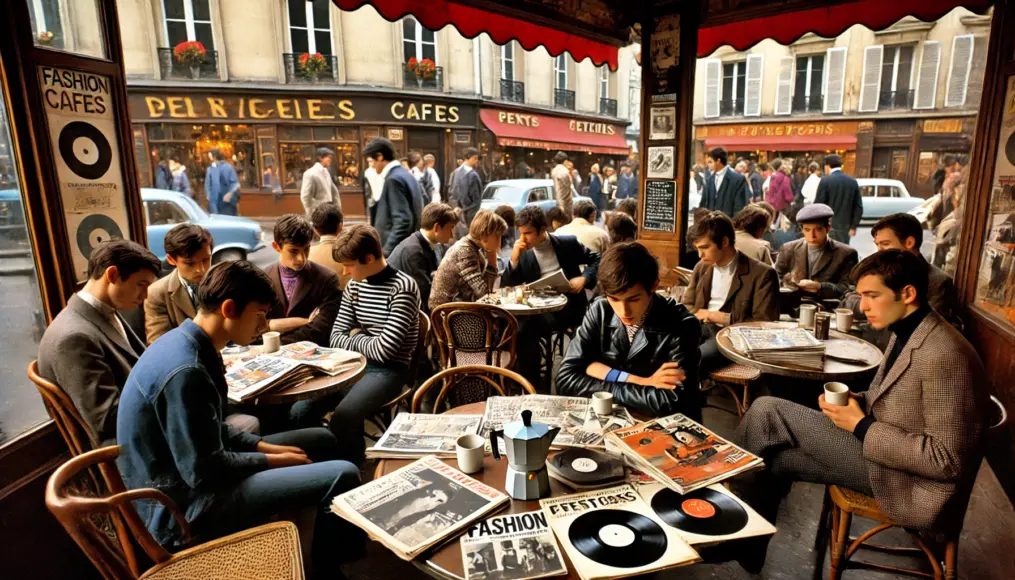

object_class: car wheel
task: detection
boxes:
[213,249,246,264]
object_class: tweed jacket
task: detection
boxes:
[265,261,341,346]
[144,272,198,344]
[858,311,987,531]
[680,251,780,324]
[428,236,497,311]
[775,237,859,299]
[299,162,340,215]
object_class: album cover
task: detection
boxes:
[605,414,763,494]
[637,483,776,545]
[368,414,484,459]
[540,484,699,580]
[461,511,567,580]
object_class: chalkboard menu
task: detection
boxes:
[643,180,676,232]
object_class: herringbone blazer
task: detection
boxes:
[859,311,988,531]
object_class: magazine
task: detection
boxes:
[605,414,763,494]
[223,341,362,403]
[527,268,570,293]
[368,414,485,459]
[728,327,825,369]
[460,511,567,580]
[636,483,776,546]
[540,484,700,580]
[479,395,636,449]
[331,456,509,560]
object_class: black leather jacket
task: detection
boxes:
[555,295,702,418]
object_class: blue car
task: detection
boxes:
[480,179,593,215]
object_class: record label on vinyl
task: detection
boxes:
[572,458,598,473]
[680,498,716,519]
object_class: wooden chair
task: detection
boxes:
[814,395,1009,580]
[46,445,304,580]
[431,302,518,370]
[702,362,762,417]
[28,360,99,456]
[411,365,537,414]
[366,311,431,438]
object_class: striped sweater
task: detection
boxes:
[330,266,420,367]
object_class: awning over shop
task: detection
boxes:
[698,0,993,56]
[704,135,857,151]
[480,109,630,156]
[332,0,620,69]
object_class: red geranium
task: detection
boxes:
[407,57,419,72]
[298,52,328,78]
[173,41,206,66]
[415,58,436,79]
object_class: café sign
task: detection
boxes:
[695,121,859,139]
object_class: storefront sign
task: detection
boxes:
[695,121,859,139]
[128,92,478,127]
[480,108,628,155]
[643,180,676,233]
[39,66,131,282]
[923,118,964,133]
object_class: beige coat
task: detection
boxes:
[144,272,197,344]
[734,230,773,265]
[551,163,573,217]
[300,162,340,215]
[554,218,610,253]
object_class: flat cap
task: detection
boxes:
[796,203,834,223]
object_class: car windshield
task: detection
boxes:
[175,194,209,220]
[482,185,524,204]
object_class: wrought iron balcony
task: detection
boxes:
[157,47,219,80]
[554,88,576,110]
[599,97,618,116]
[500,79,525,103]
[719,98,745,117]
[792,93,824,113]
[879,89,915,110]
[403,64,444,90]
[283,53,339,84]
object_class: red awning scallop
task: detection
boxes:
[480,109,630,156]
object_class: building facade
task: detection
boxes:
[116,0,639,218]
[692,8,991,198]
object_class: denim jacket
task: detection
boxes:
[117,319,266,547]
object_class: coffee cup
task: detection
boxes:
[592,392,614,416]
[835,308,854,333]
[824,382,851,406]
[262,331,281,353]
[456,434,486,474]
[799,304,818,329]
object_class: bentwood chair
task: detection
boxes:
[431,302,518,370]
[29,360,99,457]
[703,363,762,417]
[366,311,431,438]
[46,446,304,580]
[814,395,1009,580]
[411,365,536,414]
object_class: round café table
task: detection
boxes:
[222,345,368,405]
[716,321,883,381]
[482,293,568,317]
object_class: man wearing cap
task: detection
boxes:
[815,154,863,244]
[301,147,341,216]
[775,203,858,300]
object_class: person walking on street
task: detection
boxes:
[747,161,763,203]
[450,147,483,226]
[409,151,435,204]
[550,151,573,217]
[617,165,638,201]
[168,157,192,198]
[204,149,240,215]
[203,151,220,214]
[365,138,425,256]
[801,161,821,204]
[300,147,341,217]
[765,159,794,215]
[155,159,173,190]
[701,146,749,218]
[566,159,582,195]
[587,164,605,214]
[736,161,755,202]
[423,154,441,203]
[815,153,863,245]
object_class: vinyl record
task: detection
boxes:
[1006,129,1015,167]
[568,510,667,568]
[58,121,113,180]
[76,214,124,258]
[548,448,625,486]
[650,487,749,536]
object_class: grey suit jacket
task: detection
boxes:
[37,294,146,445]
[859,311,987,531]
[300,163,340,215]
[775,237,859,299]
[144,272,197,344]
[680,251,780,324]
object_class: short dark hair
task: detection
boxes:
[573,200,597,222]
[598,242,659,296]
[689,211,736,248]
[494,205,515,229]
[422,203,457,230]
[615,198,638,220]
[462,147,480,161]
[516,205,547,232]
[87,240,161,280]
[753,201,777,222]
[708,147,728,166]
[274,214,315,247]
[209,148,226,161]
[850,249,928,306]
[943,154,959,167]
[608,213,637,243]
[316,147,334,160]
[169,154,182,164]
[408,151,422,167]
[311,202,344,236]
[197,260,278,314]
[733,205,771,238]
[333,224,383,263]
[871,213,923,248]
[364,138,396,161]
[825,154,843,169]
[553,151,568,164]
[771,158,783,171]
[808,162,820,173]
[164,224,213,259]
[546,206,571,226]
[758,163,771,172]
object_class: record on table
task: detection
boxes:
[568,509,668,568]
[650,487,749,536]
[548,447,625,486]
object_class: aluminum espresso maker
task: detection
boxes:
[489,410,560,500]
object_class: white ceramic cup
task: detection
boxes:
[835,308,854,333]
[262,331,282,353]
[799,304,818,329]
[592,392,614,416]
[456,434,486,474]
[824,382,851,406]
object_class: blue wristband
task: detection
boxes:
[605,369,621,382]
[617,371,630,383]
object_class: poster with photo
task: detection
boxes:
[650,14,681,95]
[649,107,676,141]
[646,146,675,179]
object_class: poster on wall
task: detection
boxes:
[646,146,675,179]
[650,14,681,95]
[643,181,676,233]
[649,107,676,141]
[38,66,130,282]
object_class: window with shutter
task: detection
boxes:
[859,45,883,113]
[744,54,764,117]
[913,41,941,109]
[823,47,847,114]
[704,58,721,119]
[945,34,974,107]
[966,36,988,108]
[775,56,794,116]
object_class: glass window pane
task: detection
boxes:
[336,128,358,142]
[403,18,416,42]
[315,31,332,55]
[881,47,896,91]
[279,126,313,140]
[167,21,189,47]
[232,142,257,189]
[503,61,513,81]
[192,0,211,21]
[194,23,215,51]
[172,124,198,140]
[313,127,337,141]
[335,143,361,189]
[312,0,329,28]
[422,44,436,62]
[291,30,309,55]
[897,45,914,93]
[288,0,307,28]
[403,40,416,61]
[421,28,435,43]
[30,0,106,58]
[281,143,316,189]
[810,56,824,96]
[164,0,186,20]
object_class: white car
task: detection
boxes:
[856,178,925,221]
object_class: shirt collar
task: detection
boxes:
[279,263,302,279]
[571,218,591,227]
[380,160,397,180]
[318,235,338,243]
[77,290,117,318]
[420,230,436,248]
[180,319,223,369]
[535,235,553,251]
[461,164,473,173]
[830,167,842,173]
[714,254,738,275]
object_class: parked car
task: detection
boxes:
[480,179,592,215]
[857,178,925,221]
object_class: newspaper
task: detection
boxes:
[460,511,567,580]
[331,456,509,560]
[605,414,763,495]
[275,341,362,374]
[223,341,362,403]
[225,357,303,403]
[368,414,484,459]
[728,327,823,351]
[527,268,570,293]
[479,395,634,448]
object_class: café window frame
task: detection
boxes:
[146,123,258,195]
[287,0,333,55]
[162,0,215,50]
[279,126,362,193]
[402,16,436,63]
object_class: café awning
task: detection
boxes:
[480,109,630,156]
[703,135,858,152]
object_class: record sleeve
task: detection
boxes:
[460,510,567,580]
[539,484,699,580]
[638,483,776,545]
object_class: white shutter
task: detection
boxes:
[774,56,794,116]
[913,41,941,109]
[744,54,764,117]
[823,47,847,113]
[704,58,721,119]
[945,34,974,107]
[858,45,884,112]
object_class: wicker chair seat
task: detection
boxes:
[709,363,762,384]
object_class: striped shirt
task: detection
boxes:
[330,266,420,367]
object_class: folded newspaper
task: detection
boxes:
[728,327,825,370]
[605,413,763,495]
[526,268,570,293]
[331,455,509,561]
[479,395,637,449]
[460,510,567,580]
[367,414,484,459]
[224,341,361,403]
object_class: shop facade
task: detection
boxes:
[128,88,480,218]
[693,120,861,176]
